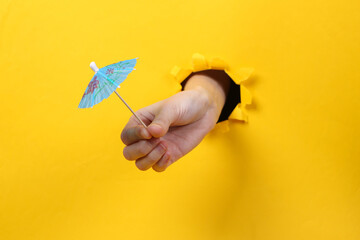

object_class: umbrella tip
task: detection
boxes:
[90,62,99,73]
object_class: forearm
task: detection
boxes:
[184,70,230,120]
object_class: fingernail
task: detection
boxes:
[149,123,163,132]
[141,128,151,138]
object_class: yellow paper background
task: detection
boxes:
[1,0,359,239]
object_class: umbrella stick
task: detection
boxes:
[114,90,147,128]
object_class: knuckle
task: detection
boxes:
[121,129,131,145]
[123,147,134,160]
[144,139,156,151]
[152,165,166,172]
[135,161,149,171]
[138,143,150,156]
[120,132,127,145]
[147,152,160,163]
[135,126,143,138]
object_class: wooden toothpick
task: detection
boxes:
[114,90,147,128]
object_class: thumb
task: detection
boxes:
[147,106,176,138]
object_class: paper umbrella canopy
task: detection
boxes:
[78,58,146,127]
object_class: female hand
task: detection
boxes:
[121,71,230,172]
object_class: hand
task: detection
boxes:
[121,71,230,172]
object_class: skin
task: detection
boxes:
[121,70,230,172]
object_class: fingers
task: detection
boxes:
[123,138,161,160]
[121,125,151,145]
[135,142,167,171]
[147,106,176,138]
[123,137,169,171]
[152,152,171,172]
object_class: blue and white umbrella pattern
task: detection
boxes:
[78,58,146,127]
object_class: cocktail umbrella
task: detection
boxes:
[78,58,146,127]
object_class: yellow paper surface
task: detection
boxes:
[1,0,360,239]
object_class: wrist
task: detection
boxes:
[184,71,230,120]
[190,86,219,117]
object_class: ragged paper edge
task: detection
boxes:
[170,53,253,132]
